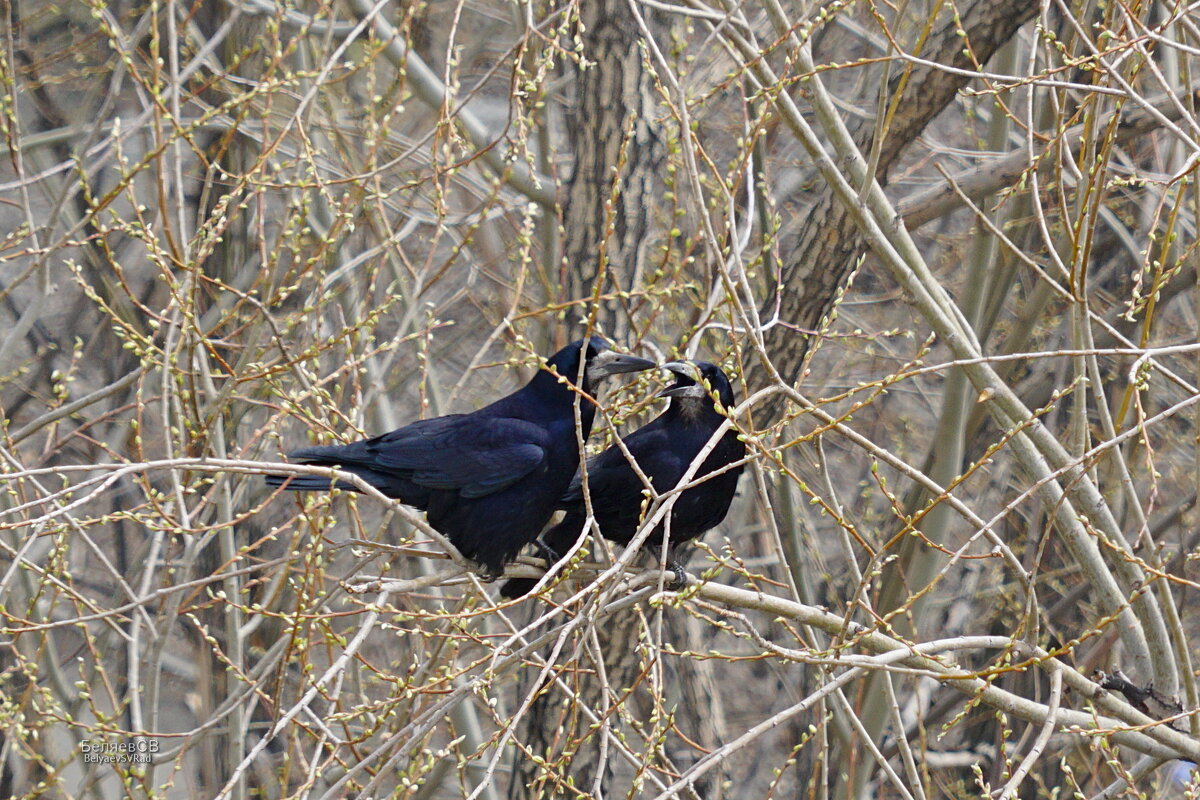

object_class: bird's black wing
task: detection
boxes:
[366,414,552,499]
[562,425,679,514]
[501,427,681,599]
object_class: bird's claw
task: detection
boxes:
[532,539,560,566]
[665,560,688,590]
[476,564,502,583]
[648,544,688,589]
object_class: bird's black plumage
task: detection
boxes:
[265,338,656,576]
[500,361,745,598]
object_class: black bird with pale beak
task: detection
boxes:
[266,338,656,577]
[500,360,745,598]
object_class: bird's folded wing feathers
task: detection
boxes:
[368,416,551,499]
[563,435,679,507]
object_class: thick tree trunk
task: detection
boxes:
[560,0,664,337]
[751,0,1039,394]
[510,3,668,799]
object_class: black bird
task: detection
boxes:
[500,360,745,598]
[265,338,656,577]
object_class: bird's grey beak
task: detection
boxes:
[589,350,657,377]
[661,361,700,380]
[657,384,706,399]
[657,361,707,399]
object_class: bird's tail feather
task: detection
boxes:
[264,473,359,492]
[499,575,538,599]
[286,444,364,462]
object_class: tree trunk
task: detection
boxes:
[560,0,664,339]
[510,2,667,798]
[750,0,1039,394]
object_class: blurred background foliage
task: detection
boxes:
[2,0,1200,798]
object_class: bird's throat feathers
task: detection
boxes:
[671,396,719,424]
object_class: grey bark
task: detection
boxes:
[510,3,667,798]
[560,0,664,337]
[750,0,1040,395]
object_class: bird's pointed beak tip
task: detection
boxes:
[657,384,706,399]
[593,351,657,376]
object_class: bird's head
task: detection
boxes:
[657,361,736,413]
[547,337,656,392]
